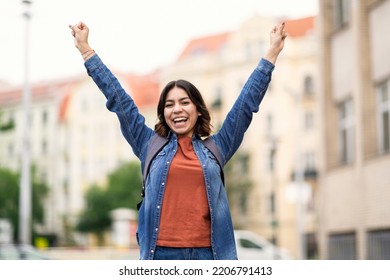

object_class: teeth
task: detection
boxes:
[173,117,187,122]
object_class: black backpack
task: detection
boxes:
[137,133,225,210]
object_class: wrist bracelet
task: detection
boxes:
[81,49,94,57]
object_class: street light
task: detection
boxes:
[19,0,32,245]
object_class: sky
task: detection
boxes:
[0,0,318,85]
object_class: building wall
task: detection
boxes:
[318,0,390,259]
[0,72,157,245]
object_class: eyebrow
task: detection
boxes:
[165,96,191,103]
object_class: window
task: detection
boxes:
[304,111,315,130]
[266,114,274,132]
[328,232,356,259]
[8,143,14,157]
[42,109,48,125]
[304,151,316,171]
[333,0,350,30]
[42,139,47,155]
[266,114,276,171]
[211,86,222,110]
[239,238,263,250]
[367,229,390,260]
[338,99,355,164]
[304,75,314,96]
[377,80,390,154]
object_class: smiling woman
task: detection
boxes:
[156,80,210,138]
[69,19,286,260]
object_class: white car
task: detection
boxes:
[234,230,293,260]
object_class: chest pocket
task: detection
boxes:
[148,149,167,175]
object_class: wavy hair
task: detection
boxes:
[155,80,212,137]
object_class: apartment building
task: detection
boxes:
[318,0,390,259]
[160,14,320,259]
[0,71,159,245]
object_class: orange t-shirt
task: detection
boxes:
[156,137,211,247]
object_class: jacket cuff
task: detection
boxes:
[257,58,275,74]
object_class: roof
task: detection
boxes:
[0,78,80,107]
[284,16,316,37]
[178,32,231,60]
[177,16,316,61]
[0,72,160,122]
[123,72,160,109]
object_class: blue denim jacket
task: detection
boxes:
[85,54,274,260]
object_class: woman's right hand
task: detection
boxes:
[69,21,93,56]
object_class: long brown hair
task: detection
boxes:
[155,80,212,137]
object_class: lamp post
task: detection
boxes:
[268,135,278,260]
[19,0,32,245]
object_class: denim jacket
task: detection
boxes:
[85,54,274,260]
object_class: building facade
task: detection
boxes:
[0,71,159,245]
[318,0,390,259]
[160,14,320,259]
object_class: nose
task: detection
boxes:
[173,103,182,113]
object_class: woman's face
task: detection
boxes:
[163,86,200,138]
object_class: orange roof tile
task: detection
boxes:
[284,16,316,37]
[123,72,160,109]
[178,32,231,60]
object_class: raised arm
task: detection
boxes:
[68,22,154,159]
[213,22,286,164]
[264,22,287,65]
[69,22,96,61]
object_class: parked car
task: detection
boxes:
[234,230,293,260]
[0,244,50,260]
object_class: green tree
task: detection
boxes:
[0,111,14,132]
[225,151,253,226]
[0,167,48,242]
[75,161,142,243]
[106,161,142,210]
[75,184,112,245]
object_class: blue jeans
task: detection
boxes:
[153,246,214,260]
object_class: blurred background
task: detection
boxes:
[0,0,389,260]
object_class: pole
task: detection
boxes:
[294,91,306,260]
[269,139,277,260]
[19,0,32,245]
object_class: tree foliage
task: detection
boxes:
[0,167,48,242]
[225,151,253,219]
[0,111,14,132]
[75,161,142,240]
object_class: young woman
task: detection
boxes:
[69,21,286,260]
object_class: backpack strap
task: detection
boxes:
[138,134,225,210]
[203,137,225,185]
[141,134,169,198]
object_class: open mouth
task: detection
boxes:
[173,117,188,124]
